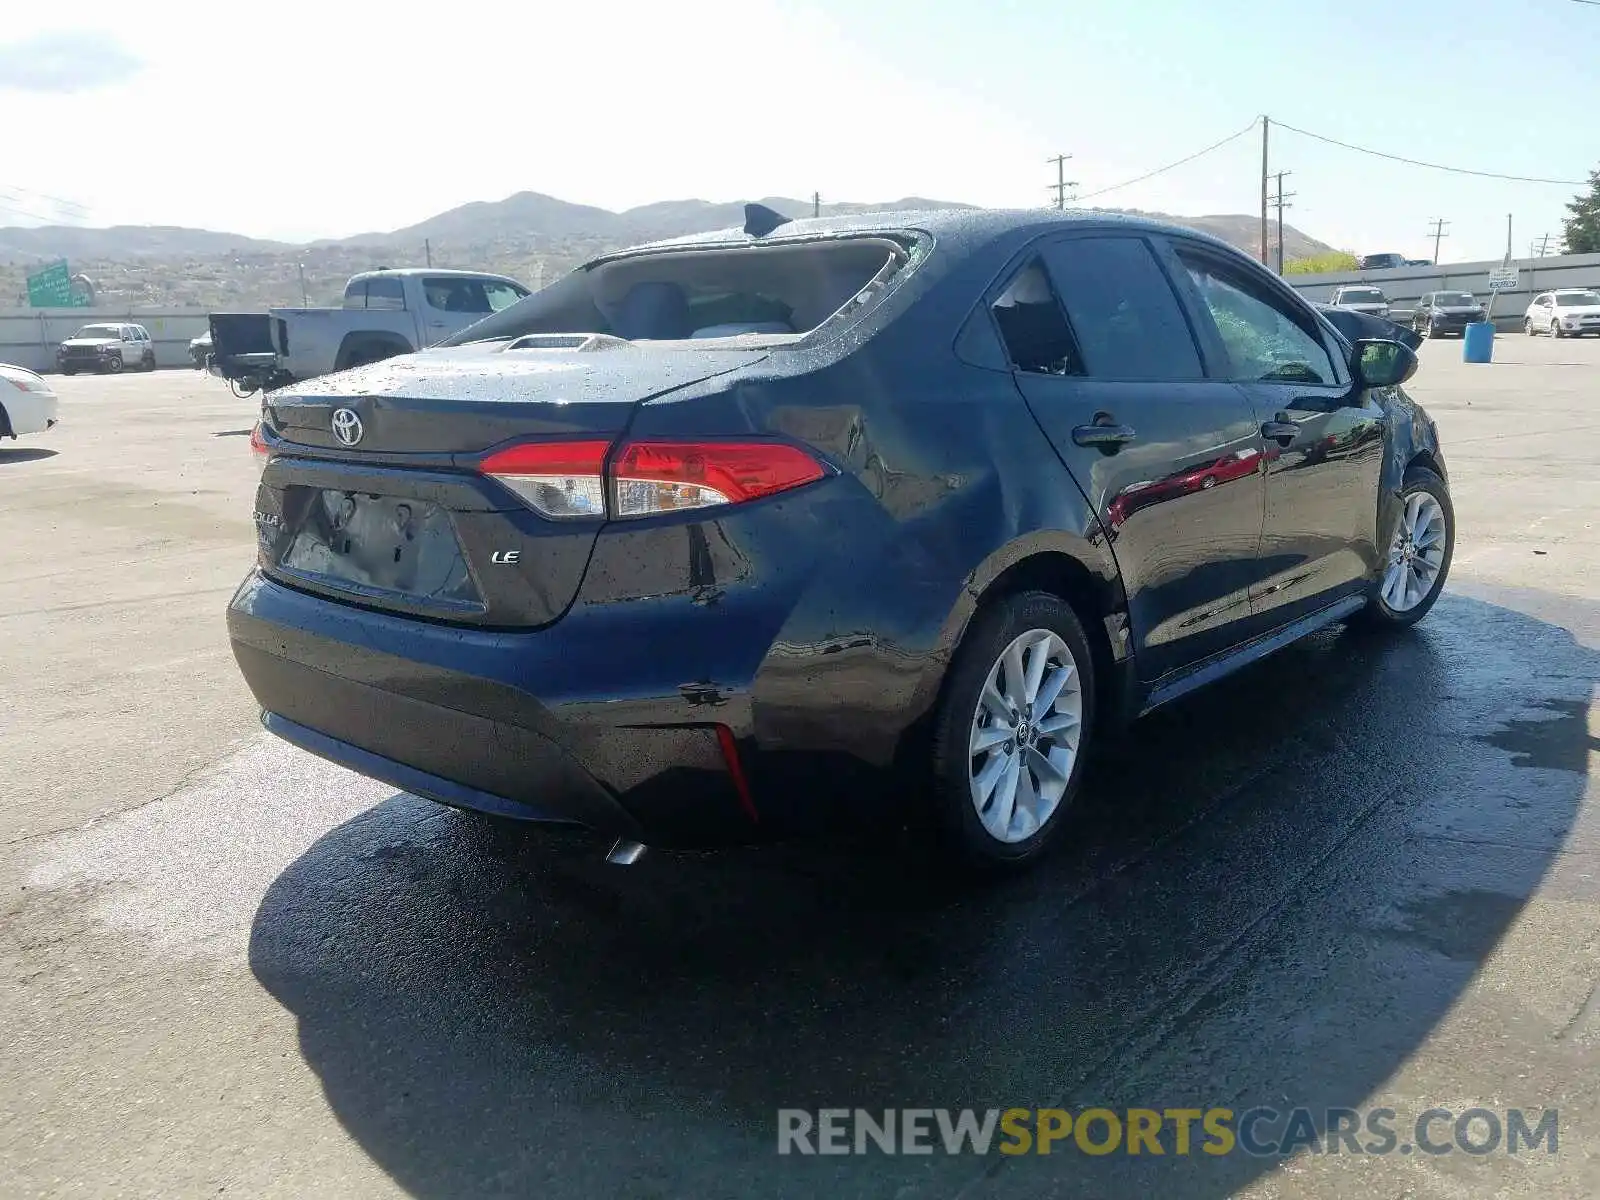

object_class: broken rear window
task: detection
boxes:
[480,236,922,345]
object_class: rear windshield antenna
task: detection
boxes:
[744,203,792,238]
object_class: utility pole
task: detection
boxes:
[1047,154,1077,209]
[1427,218,1450,265]
[1267,170,1295,274]
[425,238,432,267]
[812,192,821,218]
[1259,116,1270,265]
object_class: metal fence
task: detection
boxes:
[0,307,214,373]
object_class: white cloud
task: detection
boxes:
[0,30,143,94]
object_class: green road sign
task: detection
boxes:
[26,260,88,307]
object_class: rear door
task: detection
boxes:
[1166,239,1384,631]
[1002,232,1269,682]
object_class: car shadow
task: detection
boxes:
[248,592,1595,1199]
[0,447,58,464]
[213,429,254,438]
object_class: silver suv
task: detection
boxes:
[55,322,157,374]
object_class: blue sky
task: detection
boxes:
[2,0,1597,261]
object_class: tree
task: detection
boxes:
[1284,251,1359,275]
[1563,167,1600,255]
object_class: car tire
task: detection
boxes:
[1551,320,1564,339]
[143,352,157,371]
[60,367,76,376]
[1351,467,1453,631]
[104,355,124,374]
[1525,318,1535,335]
[930,590,1095,871]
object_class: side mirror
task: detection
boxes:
[1353,338,1418,389]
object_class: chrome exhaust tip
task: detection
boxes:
[605,838,647,866]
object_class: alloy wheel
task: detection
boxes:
[967,628,1084,844]
[1381,492,1447,613]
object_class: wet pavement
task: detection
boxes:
[4,346,1600,1198]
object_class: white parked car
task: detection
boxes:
[0,363,60,439]
[1524,289,1600,338]
[1329,285,1391,319]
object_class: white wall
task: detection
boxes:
[1284,252,1600,329]
[0,308,214,373]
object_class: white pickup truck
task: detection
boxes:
[208,268,529,394]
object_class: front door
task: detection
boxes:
[995,234,1269,682]
[1167,241,1385,630]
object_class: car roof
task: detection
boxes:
[593,206,1248,265]
[348,268,524,282]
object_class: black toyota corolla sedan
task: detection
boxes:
[229,206,1452,869]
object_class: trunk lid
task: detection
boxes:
[254,340,770,627]
[264,340,769,454]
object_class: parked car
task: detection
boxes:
[189,331,212,369]
[1411,291,1485,338]
[208,268,531,394]
[228,206,1449,870]
[55,322,157,374]
[1523,289,1600,337]
[1357,253,1407,270]
[0,363,60,438]
[1329,286,1392,319]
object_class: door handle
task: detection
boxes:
[1071,421,1137,450]
[1261,415,1299,444]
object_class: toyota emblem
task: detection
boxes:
[331,408,364,447]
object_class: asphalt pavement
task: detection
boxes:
[2,340,1598,1198]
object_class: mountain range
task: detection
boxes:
[0,192,1336,310]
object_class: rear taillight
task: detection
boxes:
[479,440,611,519]
[610,441,826,517]
[479,439,826,520]
[250,422,270,473]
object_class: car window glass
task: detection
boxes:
[1044,237,1203,380]
[483,281,528,312]
[1179,254,1337,385]
[365,277,406,311]
[990,261,1081,376]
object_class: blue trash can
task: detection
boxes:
[1463,321,1495,363]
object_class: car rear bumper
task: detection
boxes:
[2,390,59,435]
[228,571,766,845]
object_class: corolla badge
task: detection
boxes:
[331,407,364,446]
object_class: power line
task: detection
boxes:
[0,183,89,219]
[1270,118,1586,185]
[1075,119,1260,203]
